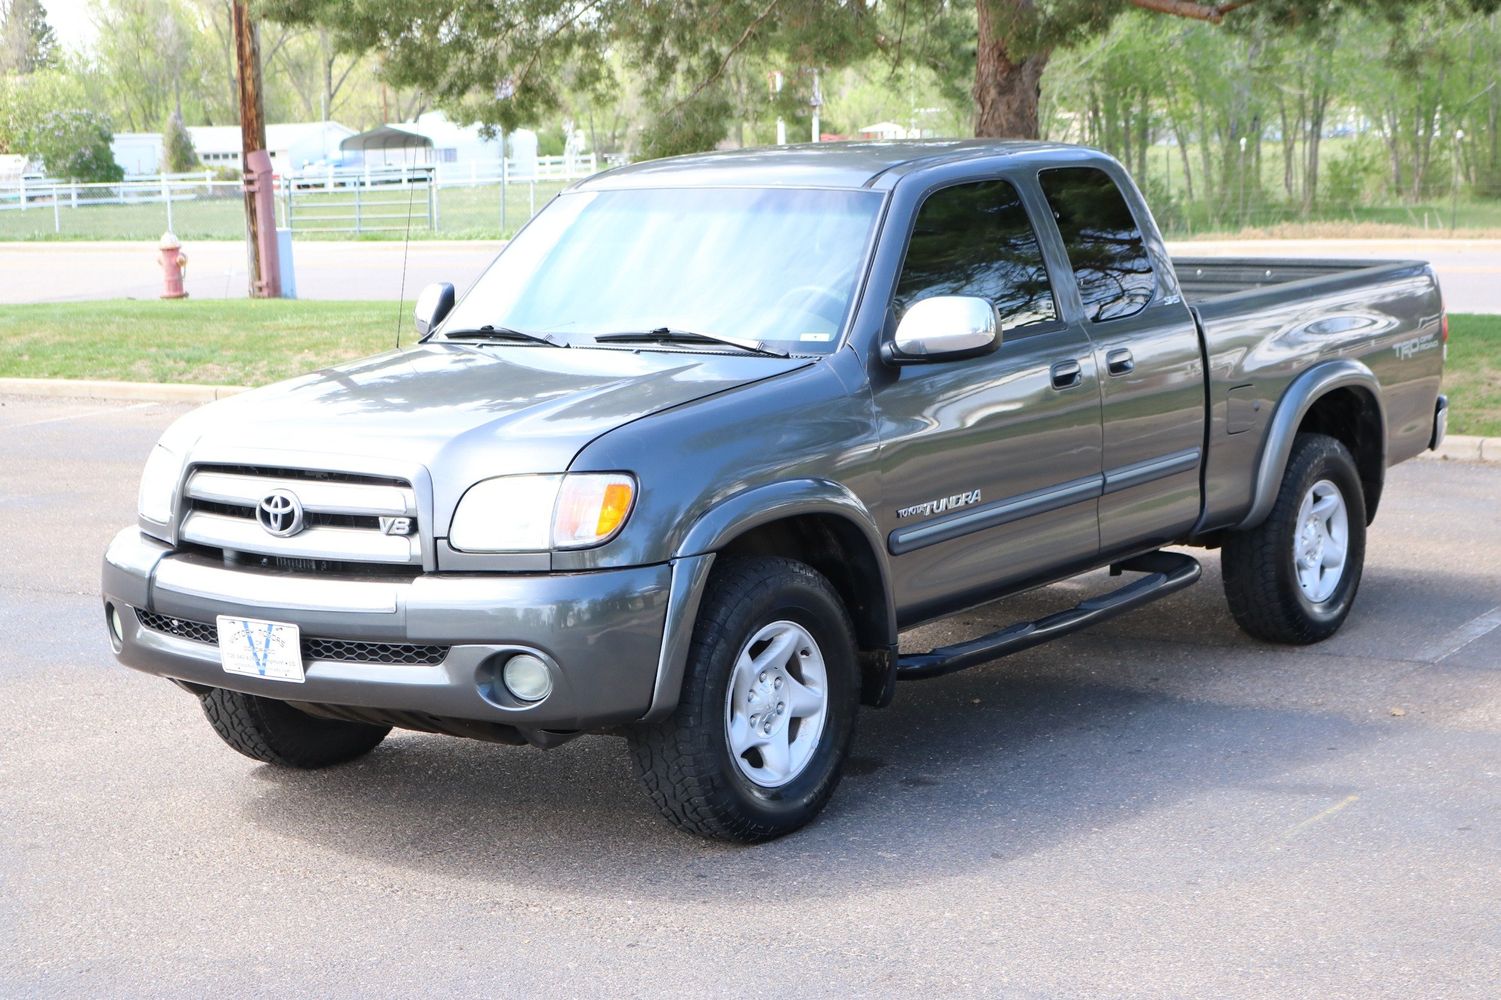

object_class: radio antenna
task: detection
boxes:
[394,166,419,350]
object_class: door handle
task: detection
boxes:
[1106,348,1135,377]
[1050,359,1083,390]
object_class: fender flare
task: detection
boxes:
[676,478,887,565]
[641,479,896,722]
[1237,359,1385,531]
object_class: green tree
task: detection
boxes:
[163,109,197,170]
[0,0,58,74]
[259,0,1501,154]
[86,0,214,130]
[0,66,82,152]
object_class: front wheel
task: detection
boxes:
[627,556,859,842]
[1221,432,1367,644]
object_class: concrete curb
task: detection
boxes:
[0,377,248,403]
[2,376,1498,465]
[1419,434,1498,464]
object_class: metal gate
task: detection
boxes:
[278,165,438,235]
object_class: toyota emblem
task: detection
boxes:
[257,489,305,537]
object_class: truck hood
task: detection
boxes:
[167,343,811,483]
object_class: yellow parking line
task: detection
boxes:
[1263,794,1359,847]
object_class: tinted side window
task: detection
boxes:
[1039,167,1156,322]
[894,180,1056,330]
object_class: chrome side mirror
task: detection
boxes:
[883,295,1000,365]
[413,282,456,338]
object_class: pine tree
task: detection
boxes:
[163,110,198,172]
[0,0,58,75]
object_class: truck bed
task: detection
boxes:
[1174,255,1445,534]
[1172,257,1426,303]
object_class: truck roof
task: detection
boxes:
[575,139,1080,191]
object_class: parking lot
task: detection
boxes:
[2,394,1498,998]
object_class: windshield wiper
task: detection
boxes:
[593,327,788,358]
[443,325,566,347]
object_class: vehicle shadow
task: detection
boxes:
[236,553,1488,904]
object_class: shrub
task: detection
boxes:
[21,108,123,181]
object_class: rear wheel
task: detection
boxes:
[627,556,859,842]
[1221,432,1367,644]
[199,688,390,768]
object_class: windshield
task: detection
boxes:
[440,186,884,356]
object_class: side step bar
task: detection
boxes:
[896,550,1202,681]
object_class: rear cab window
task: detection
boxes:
[893,179,1057,333]
[1038,167,1157,322]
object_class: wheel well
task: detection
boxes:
[1298,386,1384,521]
[718,514,892,653]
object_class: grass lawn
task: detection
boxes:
[1444,314,1501,438]
[0,300,1497,436]
[0,299,405,386]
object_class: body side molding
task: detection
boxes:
[1102,447,1202,495]
[889,447,1202,556]
[888,474,1102,555]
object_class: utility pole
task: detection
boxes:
[810,69,822,143]
[772,71,786,145]
[232,0,279,297]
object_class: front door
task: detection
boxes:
[870,178,1104,627]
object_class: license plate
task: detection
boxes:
[216,616,305,683]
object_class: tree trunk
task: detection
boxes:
[973,0,1050,139]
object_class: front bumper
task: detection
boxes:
[102,528,677,732]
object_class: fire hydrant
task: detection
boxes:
[158,231,189,300]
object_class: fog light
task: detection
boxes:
[107,604,124,643]
[502,653,552,702]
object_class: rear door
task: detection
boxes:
[1036,166,1205,554]
[870,177,1104,625]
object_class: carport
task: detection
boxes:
[339,124,432,167]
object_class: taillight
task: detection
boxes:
[1441,311,1449,343]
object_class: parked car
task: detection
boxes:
[103,141,1448,841]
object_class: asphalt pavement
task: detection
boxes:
[2,395,1499,998]
[3,237,1500,313]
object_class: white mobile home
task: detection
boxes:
[186,121,356,173]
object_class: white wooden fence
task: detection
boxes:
[0,154,610,236]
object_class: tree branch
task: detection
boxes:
[1127,0,1257,25]
[684,0,785,102]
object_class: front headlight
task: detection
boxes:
[448,473,636,552]
[137,445,182,525]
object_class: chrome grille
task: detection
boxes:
[136,610,448,666]
[179,465,421,568]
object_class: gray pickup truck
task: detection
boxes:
[103,141,1448,841]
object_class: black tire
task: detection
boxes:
[199,688,390,768]
[1222,432,1367,644]
[627,556,859,842]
